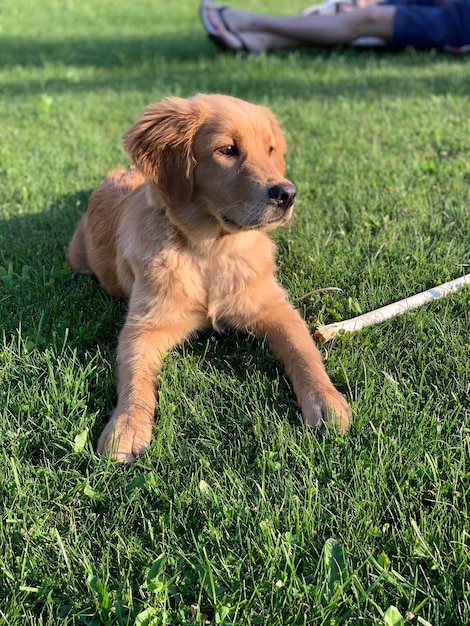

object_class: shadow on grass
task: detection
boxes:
[2,33,468,100]
[0,189,90,268]
[0,34,200,69]
[0,190,125,348]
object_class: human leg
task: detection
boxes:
[201,0,396,53]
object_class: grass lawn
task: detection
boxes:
[1,0,469,623]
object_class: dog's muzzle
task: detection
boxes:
[268,183,297,211]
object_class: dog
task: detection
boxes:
[67,94,351,462]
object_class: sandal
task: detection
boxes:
[200,0,250,52]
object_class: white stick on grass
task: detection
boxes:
[314,273,470,342]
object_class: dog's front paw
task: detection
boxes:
[97,414,154,463]
[301,387,351,434]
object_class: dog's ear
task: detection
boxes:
[123,97,200,206]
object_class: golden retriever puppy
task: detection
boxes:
[68,94,350,462]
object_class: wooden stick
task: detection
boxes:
[314,273,470,342]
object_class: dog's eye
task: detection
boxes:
[269,146,274,154]
[218,145,238,157]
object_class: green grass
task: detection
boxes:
[1,0,469,623]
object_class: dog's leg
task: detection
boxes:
[97,319,189,462]
[250,299,351,432]
[67,215,91,273]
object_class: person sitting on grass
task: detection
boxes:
[200,0,470,55]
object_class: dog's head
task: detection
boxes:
[124,94,296,237]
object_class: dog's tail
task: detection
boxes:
[67,214,91,273]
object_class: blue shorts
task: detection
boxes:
[380,0,470,50]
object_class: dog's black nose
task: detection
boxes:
[268,183,297,209]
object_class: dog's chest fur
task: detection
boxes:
[136,229,278,332]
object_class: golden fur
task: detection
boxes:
[68,94,350,462]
